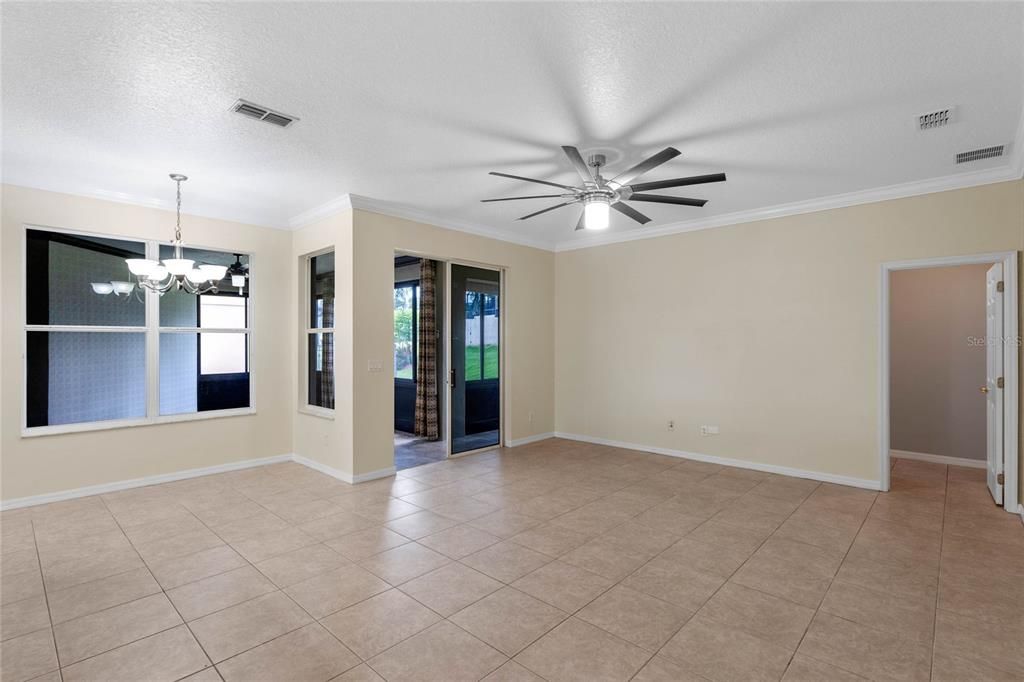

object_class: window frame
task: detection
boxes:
[301,248,336,418]
[21,224,255,437]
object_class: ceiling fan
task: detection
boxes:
[482,146,726,231]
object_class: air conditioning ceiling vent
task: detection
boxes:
[918,108,953,130]
[231,99,298,128]
[956,145,1004,164]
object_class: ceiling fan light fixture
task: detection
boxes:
[584,196,611,230]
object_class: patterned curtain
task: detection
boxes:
[415,259,439,439]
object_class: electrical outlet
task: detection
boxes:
[667,420,675,431]
[700,425,720,436]
[367,361,383,372]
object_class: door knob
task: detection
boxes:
[980,386,990,394]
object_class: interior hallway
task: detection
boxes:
[1,440,1022,681]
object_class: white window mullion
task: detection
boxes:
[145,240,160,420]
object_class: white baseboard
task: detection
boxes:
[1018,504,1024,527]
[553,432,881,491]
[0,454,294,511]
[890,449,987,469]
[506,432,555,447]
[291,455,395,485]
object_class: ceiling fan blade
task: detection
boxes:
[562,146,595,185]
[489,171,576,191]
[611,201,651,225]
[628,172,726,193]
[608,147,681,188]
[480,194,564,202]
[628,194,707,207]
[575,208,586,231]
[518,200,578,220]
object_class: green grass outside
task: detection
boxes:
[395,344,499,380]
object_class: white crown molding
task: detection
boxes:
[554,431,882,490]
[554,162,1024,252]
[288,194,354,229]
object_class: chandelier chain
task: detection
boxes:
[175,177,182,244]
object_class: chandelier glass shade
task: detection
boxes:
[122,174,233,296]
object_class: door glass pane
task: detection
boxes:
[26,331,146,427]
[26,229,146,327]
[464,291,482,381]
[451,265,500,454]
[483,293,499,379]
[394,285,415,379]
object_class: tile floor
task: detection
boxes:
[393,433,447,472]
[2,439,1022,681]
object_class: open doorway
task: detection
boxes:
[393,255,446,470]
[880,252,1018,513]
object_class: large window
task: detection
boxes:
[24,227,251,431]
[394,281,419,380]
[306,251,334,410]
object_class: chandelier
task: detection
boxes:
[123,174,229,295]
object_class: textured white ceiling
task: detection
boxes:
[2,2,1022,249]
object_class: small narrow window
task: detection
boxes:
[307,251,335,410]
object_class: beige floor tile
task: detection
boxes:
[325,527,410,561]
[833,553,938,603]
[42,546,145,592]
[149,545,247,590]
[229,526,318,563]
[699,582,815,651]
[937,565,1024,626]
[577,584,692,651]
[216,623,359,682]
[468,510,543,538]
[1,568,44,606]
[37,529,134,568]
[212,511,292,544]
[632,654,709,682]
[133,527,224,564]
[418,524,501,559]
[661,613,792,682]
[773,516,859,554]
[451,586,567,656]
[188,591,312,662]
[285,563,390,618]
[179,667,223,682]
[658,537,752,578]
[167,565,277,621]
[0,628,58,682]
[321,589,440,659]
[333,663,385,681]
[507,523,591,558]
[61,625,210,682]
[299,512,377,542]
[632,505,708,536]
[399,562,502,616]
[368,621,506,681]
[512,560,614,612]
[515,617,650,682]
[686,519,773,554]
[382,510,457,540]
[255,543,348,587]
[797,611,931,681]
[359,542,450,585]
[432,497,500,523]
[120,512,208,546]
[821,579,935,642]
[53,592,182,665]
[930,650,1021,682]
[1,596,50,642]
[933,609,1024,676]
[781,654,865,681]
[483,660,546,681]
[731,537,843,608]
[548,503,635,536]
[462,541,551,583]
[621,556,725,611]
[47,567,160,625]
[560,536,651,581]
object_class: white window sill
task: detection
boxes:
[297,406,335,421]
[21,407,257,438]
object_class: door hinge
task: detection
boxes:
[997,376,1004,389]
[997,472,1005,486]
[996,280,1004,293]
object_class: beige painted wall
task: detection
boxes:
[1,185,293,500]
[555,180,1024,485]
[349,209,555,477]
[289,210,354,476]
[890,264,989,460]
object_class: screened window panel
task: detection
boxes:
[308,332,335,409]
[310,252,335,329]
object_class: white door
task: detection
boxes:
[984,262,1004,505]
